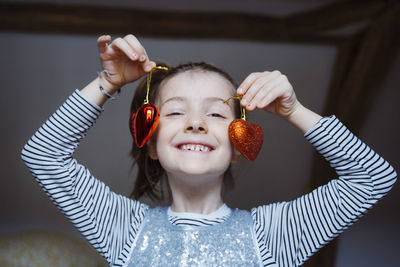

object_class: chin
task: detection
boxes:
[178,164,228,179]
[160,154,231,179]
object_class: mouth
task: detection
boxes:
[176,143,214,152]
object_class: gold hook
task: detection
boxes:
[144,66,169,104]
[222,96,246,120]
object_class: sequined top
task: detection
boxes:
[126,207,262,266]
[21,90,398,267]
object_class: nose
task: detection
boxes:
[184,114,208,134]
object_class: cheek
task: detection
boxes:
[154,119,179,150]
[213,122,232,143]
[155,121,168,141]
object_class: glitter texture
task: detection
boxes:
[127,207,262,266]
[229,119,263,161]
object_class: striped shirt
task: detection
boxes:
[167,204,231,229]
[21,89,397,267]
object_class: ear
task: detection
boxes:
[147,137,158,160]
[231,146,241,163]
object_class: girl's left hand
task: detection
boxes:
[237,70,301,119]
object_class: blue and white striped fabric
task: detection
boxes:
[167,204,231,228]
[21,89,397,267]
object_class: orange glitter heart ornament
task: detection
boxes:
[229,119,263,161]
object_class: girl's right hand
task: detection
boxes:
[97,34,156,91]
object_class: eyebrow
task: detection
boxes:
[160,96,230,109]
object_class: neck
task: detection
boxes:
[168,173,224,214]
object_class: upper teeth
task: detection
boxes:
[181,144,210,152]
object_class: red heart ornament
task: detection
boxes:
[228,119,263,161]
[129,104,160,148]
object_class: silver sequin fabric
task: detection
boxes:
[127,206,262,266]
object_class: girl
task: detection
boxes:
[21,34,397,267]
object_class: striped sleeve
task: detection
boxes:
[251,115,397,267]
[20,89,149,266]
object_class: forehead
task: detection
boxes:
[157,70,235,103]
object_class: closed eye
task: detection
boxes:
[167,112,183,116]
[209,113,226,118]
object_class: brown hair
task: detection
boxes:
[129,62,240,203]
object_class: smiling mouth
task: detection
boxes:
[177,144,213,152]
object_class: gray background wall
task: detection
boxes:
[0,1,399,266]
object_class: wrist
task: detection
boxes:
[285,103,322,134]
[98,70,122,95]
[285,101,304,123]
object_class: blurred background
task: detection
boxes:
[0,0,399,266]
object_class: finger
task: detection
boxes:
[246,76,284,110]
[240,77,266,108]
[123,35,154,72]
[238,70,279,94]
[241,71,280,106]
[137,50,152,72]
[97,35,111,54]
[240,71,278,107]
[139,60,156,73]
[148,61,157,71]
[259,83,289,109]
[110,37,140,61]
[237,72,261,96]
[245,87,268,111]
[123,34,148,62]
[142,57,156,72]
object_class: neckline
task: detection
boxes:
[167,203,231,220]
[163,206,235,231]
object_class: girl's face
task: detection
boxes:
[149,70,239,180]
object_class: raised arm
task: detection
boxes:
[237,70,397,266]
[251,115,397,266]
[81,34,156,107]
[21,34,156,266]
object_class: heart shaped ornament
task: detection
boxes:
[228,119,264,161]
[129,104,160,148]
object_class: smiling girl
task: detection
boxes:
[21,35,397,266]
